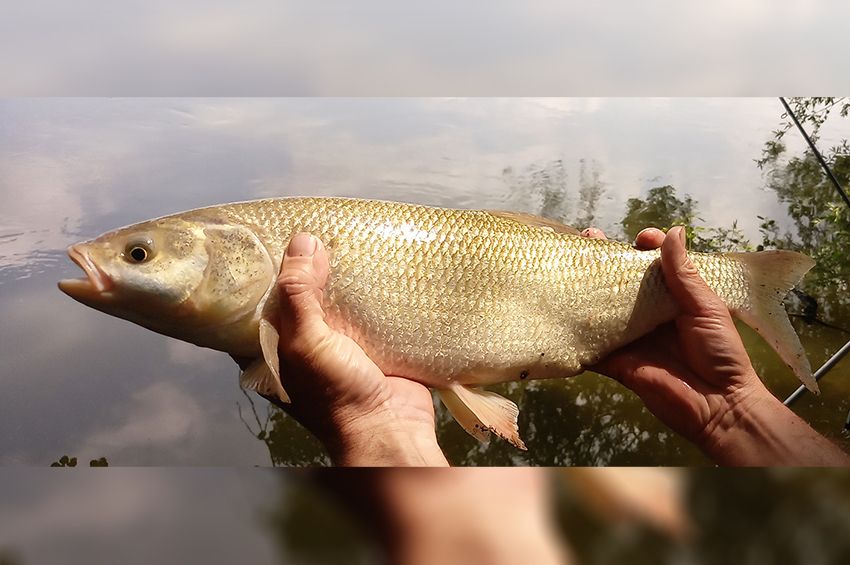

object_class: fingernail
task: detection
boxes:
[286,234,317,258]
[677,226,686,246]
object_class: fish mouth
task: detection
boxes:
[58,244,114,297]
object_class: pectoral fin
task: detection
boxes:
[239,357,290,403]
[259,318,281,384]
[240,316,290,403]
[438,384,526,450]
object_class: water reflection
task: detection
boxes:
[1,98,848,465]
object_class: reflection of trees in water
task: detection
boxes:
[502,158,606,229]
[622,185,696,241]
[756,97,850,326]
[238,391,328,467]
[622,184,751,253]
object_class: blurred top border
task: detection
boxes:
[2,0,848,96]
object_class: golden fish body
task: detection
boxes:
[59,197,816,448]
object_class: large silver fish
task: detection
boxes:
[59,197,816,449]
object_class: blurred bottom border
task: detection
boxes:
[1,467,849,565]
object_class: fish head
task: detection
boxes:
[58,215,275,349]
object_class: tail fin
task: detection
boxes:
[727,250,818,393]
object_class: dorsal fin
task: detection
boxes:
[487,210,579,235]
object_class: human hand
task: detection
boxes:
[587,226,768,448]
[254,233,447,466]
[583,227,785,461]
[586,226,850,465]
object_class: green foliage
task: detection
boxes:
[237,390,329,466]
[756,97,850,169]
[49,455,77,467]
[621,185,751,252]
[49,455,109,467]
[622,185,696,241]
[691,221,753,253]
[757,98,850,323]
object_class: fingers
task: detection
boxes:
[660,226,726,316]
[634,228,666,250]
[277,233,332,352]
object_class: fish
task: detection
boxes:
[58,197,816,449]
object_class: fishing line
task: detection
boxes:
[778,97,850,407]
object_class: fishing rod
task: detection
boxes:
[779,97,850,208]
[778,97,850,407]
[784,340,850,406]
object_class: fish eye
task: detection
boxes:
[124,240,154,264]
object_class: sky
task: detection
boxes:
[1,0,848,95]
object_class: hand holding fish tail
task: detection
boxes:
[590,226,850,466]
[269,233,448,467]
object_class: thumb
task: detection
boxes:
[277,233,332,352]
[660,226,726,317]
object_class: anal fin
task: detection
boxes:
[438,384,526,450]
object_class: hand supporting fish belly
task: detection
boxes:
[59,197,816,450]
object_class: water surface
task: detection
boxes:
[1,98,848,465]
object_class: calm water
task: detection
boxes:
[1,98,848,466]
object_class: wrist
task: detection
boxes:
[695,371,788,464]
[697,380,779,465]
[696,377,849,466]
[325,405,448,467]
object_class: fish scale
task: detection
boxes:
[201,198,760,385]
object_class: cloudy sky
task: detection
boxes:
[0,469,281,564]
[1,0,848,95]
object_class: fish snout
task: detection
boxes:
[60,244,114,294]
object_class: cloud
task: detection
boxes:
[79,382,206,457]
[1,1,847,94]
[0,469,280,564]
